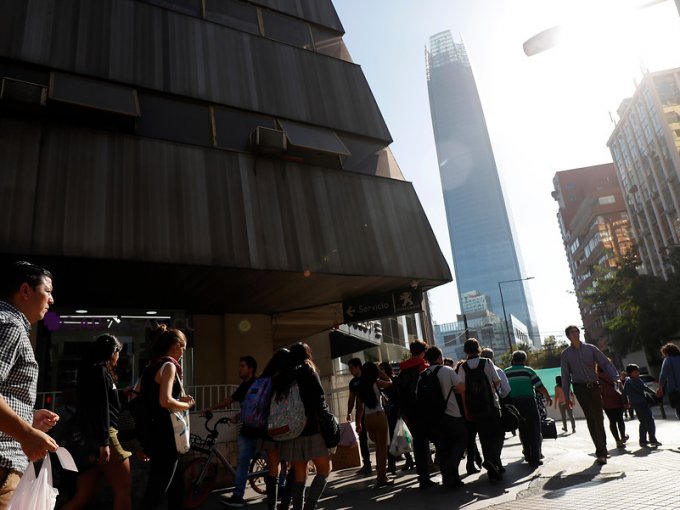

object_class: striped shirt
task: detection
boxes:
[0,301,39,472]
[505,365,544,398]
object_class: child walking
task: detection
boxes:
[553,376,576,433]
[622,364,662,448]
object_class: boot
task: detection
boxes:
[302,475,327,510]
[290,482,305,510]
[278,470,295,510]
[265,476,278,510]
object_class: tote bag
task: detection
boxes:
[172,373,191,454]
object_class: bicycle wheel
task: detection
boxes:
[248,453,268,495]
[184,457,217,509]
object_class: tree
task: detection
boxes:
[585,248,680,362]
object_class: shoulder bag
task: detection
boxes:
[171,373,191,454]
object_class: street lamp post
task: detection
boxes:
[498,277,535,351]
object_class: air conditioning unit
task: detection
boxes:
[0,77,47,106]
[250,126,287,155]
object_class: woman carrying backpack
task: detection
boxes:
[356,362,394,487]
[273,343,331,510]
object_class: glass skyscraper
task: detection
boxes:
[426,30,540,345]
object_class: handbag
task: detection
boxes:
[389,418,413,456]
[8,455,58,510]
[171,374,191,454]
[541,417,558,440]
[318,406,341,449]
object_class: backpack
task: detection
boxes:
[240,376,273,430]
[462,358,496,421]
[267,380,307,441]
[395,366,420,418]
[415,366,452,422]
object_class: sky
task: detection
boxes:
[332,0,680,343]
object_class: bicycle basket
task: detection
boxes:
[189,434,211,452]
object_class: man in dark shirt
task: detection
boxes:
[346,358,371,475]
[560,325,619,465]
[205,356,257,507]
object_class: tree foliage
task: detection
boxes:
[497,336,568,369]
[585,248,680,360]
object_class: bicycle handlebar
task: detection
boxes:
[200,410,235,436]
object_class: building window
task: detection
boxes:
[279,120,350,156]
[261,10,313,49]
[204,0,260,34]
[214,106,276,152]
[49,72,139,117]
[137,93,212,146]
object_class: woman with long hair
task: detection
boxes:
[274,343,331,510]
[62,334,131,510]
[139,325,195,509]
[259,348,290,510]
[356,362,393,487]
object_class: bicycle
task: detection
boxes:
[183,411,269,509]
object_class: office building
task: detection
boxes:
[425,30,539,345]
[608,68,680,279]
[0,0,450,395]
[552,163,635,344]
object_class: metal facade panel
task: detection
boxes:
[0,0,387,141]
[1,120,448,282]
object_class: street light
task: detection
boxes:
[498,277,534,351]
[522,0,673,56]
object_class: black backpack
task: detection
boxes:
[395,366,420,418]
[462,358,496,421]
[415,366,452,422]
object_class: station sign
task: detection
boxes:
[342,287,422,323]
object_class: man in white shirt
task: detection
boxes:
[421,346,467,489]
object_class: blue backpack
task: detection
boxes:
[240,376,273,430]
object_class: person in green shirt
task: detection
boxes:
[505,351,552,469]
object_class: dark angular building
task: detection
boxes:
[425,30,539,345]
[0,0,450,391]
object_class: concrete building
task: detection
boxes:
[608,69,680,279]
[434,312,529,361]
[0,0,450,398]
[552,163,635,345]
[425,30,540,343]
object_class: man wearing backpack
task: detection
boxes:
[458,339,503,481]
[397,340,435,490]
[203,356,258,508]
[418,346,467,489]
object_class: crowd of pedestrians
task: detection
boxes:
[0,260,679,510]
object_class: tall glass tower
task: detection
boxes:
[426,31,540,344]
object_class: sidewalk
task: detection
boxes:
[203,412,679,510]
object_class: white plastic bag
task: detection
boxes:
[8,455,58,510]
[389,418,413,457]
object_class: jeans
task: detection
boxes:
[358,415,371,467]
[404,414,430,483]
[633,405,657,443]
[604,408,626,442]
[558,402,576,431]
[235,435,258,498]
